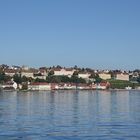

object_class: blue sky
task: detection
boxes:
[0,0,140,70]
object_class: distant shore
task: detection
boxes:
[1,88,140,93]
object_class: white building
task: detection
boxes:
[99,73,111,80]
[78,72,90,79]
[21,70,34,78]
[53,68,75,77]
[96,82,110,90]
[115,73,129,81]
[4,69,17,77]
[2,81,18,90]
[28,83,51,90]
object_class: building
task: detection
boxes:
[4,69,17,77]
[52,83,76,90]
[39,69,48,76]
[99,73,111,80]
[115,73,129,81]
[53,68,75,77]
[34,73,46,80]
[78,72,90,79]
[20,70,34,78]
[2,81,18,90]
[28,83,51,90]
[96,82,110,90]
[34,69,47,80]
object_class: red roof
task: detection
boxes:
[30,82,50,86]
[5,69,16,73]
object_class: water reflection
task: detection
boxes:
[0,90,140,140]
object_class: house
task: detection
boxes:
[4,69,17,77]
[96,82,110,90]
[39,69,48,76]
[2,81,18,90]
[53,68,75,77]
[78,72,90,79]
[34,73,46,80]
[28,82,51,90]
[77,83,91,90]
[115,73,129,81]
[20,70,34,78]
[34,69,47,80]
[99,72,111,80]
[51,83,76,90]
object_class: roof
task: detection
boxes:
[21,70,34,73]
[4,69,16,73]
[30,82,50,86]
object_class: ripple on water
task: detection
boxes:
[0,90,140,140]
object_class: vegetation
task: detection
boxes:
[46,75,86,83]
[0,73,12,83]
[13,74,33,84]
[89,73,102,83]
[107,79,140,89]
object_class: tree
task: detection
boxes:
[0,73,12,83]
[108,71,114,78]
[73,71,78,76]
[74,65,78,70]
[71,75,86,83]
[0,72,5,80]
[56,65,62,69]
[21,76,28,83]
[35,78,46,82]
[13,74,22,84]
[89,72,96,78]
[137,77,140,83]
[48,70,54,76]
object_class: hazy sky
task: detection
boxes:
[0,0,140,69]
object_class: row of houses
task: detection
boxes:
[28,82,110,91]
[3,67,130,81]
[0,81,110,91]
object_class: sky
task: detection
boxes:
[0,0,140,70]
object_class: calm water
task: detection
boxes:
[0,90,140,140]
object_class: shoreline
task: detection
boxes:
[1,88,140,92]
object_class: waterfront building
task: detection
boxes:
[28,82,51,90]
[2,81,18,90]
[96,82,110,90]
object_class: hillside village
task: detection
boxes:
[0,64,140,91]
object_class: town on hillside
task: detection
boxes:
[0,64,140,91]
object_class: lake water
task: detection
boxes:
[0,90,140,140]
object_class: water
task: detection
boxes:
[0,90,140,140]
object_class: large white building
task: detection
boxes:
[21,70,34,78]
[28,83,51,90]
[53,68,75,77]
[4,69,17,77]
[115,73,129,81]
[99,73,111,80]
[2,81,18,90]
[78,72,90,79]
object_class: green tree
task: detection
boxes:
[73,71,78,76]
[13,74,22,84]
[35,78,46,82]
[48,70,54,76]
[21,76,28,83]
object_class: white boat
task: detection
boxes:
[125,86,132,90]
